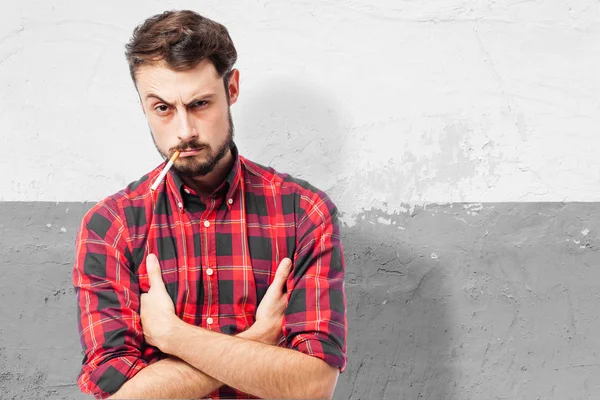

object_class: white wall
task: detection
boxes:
[1,0,599,220]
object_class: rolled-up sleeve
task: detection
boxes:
[284,193,348,371]
[72,200,148,398]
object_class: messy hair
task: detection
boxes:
[125,10,237,86]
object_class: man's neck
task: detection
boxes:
[180,149,234,200]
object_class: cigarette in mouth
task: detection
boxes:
[150,151,181,191]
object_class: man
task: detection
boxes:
[72,9,347,399]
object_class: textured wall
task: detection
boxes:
[1,1,599,399]
[1,1,599,213]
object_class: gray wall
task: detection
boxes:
[1,202,598,399]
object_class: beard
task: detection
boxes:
[152,109,235,178]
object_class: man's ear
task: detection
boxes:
[227,69,240,105]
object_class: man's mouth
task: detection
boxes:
[178,148,205,158]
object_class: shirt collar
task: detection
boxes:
[168,143,242,205]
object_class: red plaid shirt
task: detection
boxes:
[72,146,347,399]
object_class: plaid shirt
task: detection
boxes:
[72,145,347,399]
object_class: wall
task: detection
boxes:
[1,1,599,399]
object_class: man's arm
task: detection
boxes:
[108,327,261,399]
[164,321,339,399]
[136,190,348,399]
[141,254,339,399]
[109,255,289,400]
[74,202,282,399]
[74,207,214,400]
[73,201,152,398]
[281,192,348,371]
[106,357,218,399]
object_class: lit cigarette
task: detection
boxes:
[150,151,180,191]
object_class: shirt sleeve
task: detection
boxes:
[72,200,149,399]
[283,192,348,371]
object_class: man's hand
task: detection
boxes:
[140,253,180,349]
[135,256,338,399]
[140,254,292,349]
[250,257,292,345]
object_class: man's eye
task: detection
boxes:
[155,105,169,113]
[192,101,208,108]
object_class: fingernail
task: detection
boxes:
[146,254,158,271]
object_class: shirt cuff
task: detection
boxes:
[290,332,347,372]
[79,355,148,399]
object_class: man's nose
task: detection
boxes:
[176,110,198,142]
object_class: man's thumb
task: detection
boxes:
[146,253,164,288]
[273,258,292,287]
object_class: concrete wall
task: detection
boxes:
[1,1,599,399]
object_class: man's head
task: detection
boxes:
[125,10,239,177]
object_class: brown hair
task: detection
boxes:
[125,10,237,84]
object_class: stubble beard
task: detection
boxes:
[151,110,235,178]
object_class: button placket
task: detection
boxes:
[202,203,219,331]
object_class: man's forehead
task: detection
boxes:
[135,59,221,98]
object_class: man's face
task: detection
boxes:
[135,59,239,177]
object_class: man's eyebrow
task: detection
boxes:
[145,93,171,105]
[186,93,216,105]
[145,92,216,107]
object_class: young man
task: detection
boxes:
[72,9,347,399]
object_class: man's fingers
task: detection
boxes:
[272,258,292,290]
[146,253,165,289]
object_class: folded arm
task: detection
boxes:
[108,326,266,399]
[162,322,339,399]
[73,202,224,399]
[140,191,348,399]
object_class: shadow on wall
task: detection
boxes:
[235,78,454,398]
[336,211,454,399]
[234,76,346,192]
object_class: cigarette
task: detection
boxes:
[150,151,181,191]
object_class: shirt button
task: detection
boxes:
[207,317,213,325]
[228,198,233,205]
[177,202,183,209]
[204,220,210,228]
[184,188,190,194]
[206,268,213,276]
